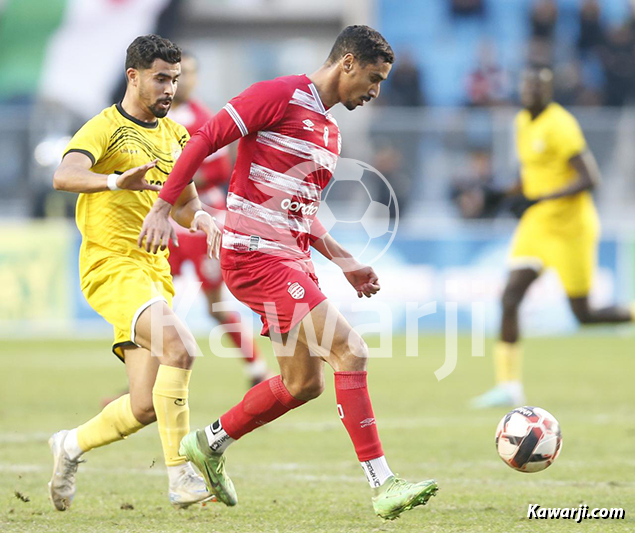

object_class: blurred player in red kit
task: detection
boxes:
[168,52,270,387]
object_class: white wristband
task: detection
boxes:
[194,210,212,220]
[107,174,120,191]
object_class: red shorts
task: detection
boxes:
[222,253,327,337]
[168,232,223,291]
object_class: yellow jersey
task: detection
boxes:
[515,102,596,231]
[64,103,189,277]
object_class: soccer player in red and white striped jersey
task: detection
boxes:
[139,26,438,519]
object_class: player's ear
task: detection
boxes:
[341,53,355,75]
[126,67,139,86]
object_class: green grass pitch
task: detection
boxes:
[1,334,634,532]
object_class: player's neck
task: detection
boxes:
[120,93,159,125]
[527,102,550,120]
[307,64,340,109]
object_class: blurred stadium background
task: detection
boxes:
[2,0,635,338]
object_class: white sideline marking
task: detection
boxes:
[1,412,634,442]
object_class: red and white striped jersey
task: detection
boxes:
[160,74,340,269]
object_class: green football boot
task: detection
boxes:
[179,429,237,506]
[372,476,439,520]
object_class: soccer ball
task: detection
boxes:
[495,406,562,473]
[317,158,398,266]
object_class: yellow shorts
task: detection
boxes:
[80,255,175,360]
[509,215,599,298]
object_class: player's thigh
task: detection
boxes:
[277,300,367,373]
[122,345,159,424]
[133,301,197,369]
[552,235,597,299]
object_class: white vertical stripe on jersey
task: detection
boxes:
[308,83,327,114]
[256,131,338,173]
[248,163,321,202]
[226,192,312,234]
[223,103,249,136]
[289,88,325,115]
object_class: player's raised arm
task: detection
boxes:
[310,221,380,299]
[140,78,292,253]
[53,152,161,193]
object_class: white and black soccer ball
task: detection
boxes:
[495,406,562,473]
[318,158,398,267]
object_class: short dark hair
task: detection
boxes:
[125,34,181,71]
[327,25,394,66]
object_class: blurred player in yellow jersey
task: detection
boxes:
[48,35,221,510]
[472,67,634,408]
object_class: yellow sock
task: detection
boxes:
[76,394,145,453]
[494,341,522,384]
[152,365,191,467]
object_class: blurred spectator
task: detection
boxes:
[372,143,409,216]
[450,150,500,219]
[600,23,635,106]
[530,0,558,42]
[554,61,602,107]
[526,37,554,68]
[382,53,425,107]
[578,0,605,54]
[450,0,485,17]
[465,42,512,106]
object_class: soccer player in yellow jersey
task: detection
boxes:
[472,67,634,408]
[48,35,221,509]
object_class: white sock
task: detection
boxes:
[63,428,84,461]
[167,462,194,487]
[204,419,234,454]
[361,456,394,488]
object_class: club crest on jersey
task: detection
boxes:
[302,119,315,132]
[287,282,305,300]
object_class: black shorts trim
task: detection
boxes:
[64,149,96,166]
[112,341,136,362]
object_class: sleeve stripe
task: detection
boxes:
[223,103,248,137]
[63,148,96,166]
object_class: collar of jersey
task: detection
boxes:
[116,102,159,129]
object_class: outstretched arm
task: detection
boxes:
[311,228,380,299]
[53,152,160,193]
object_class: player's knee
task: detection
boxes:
[332,332,368,372]
[572,307,592,324]
[285,376,325,401]
[161,327,197,368]
[501,288,523,314]
[131,399,156,425]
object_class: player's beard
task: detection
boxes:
[148,97,172,118]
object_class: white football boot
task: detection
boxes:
[48,430,83,511]
[169,462,216,509]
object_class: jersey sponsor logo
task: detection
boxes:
[280,198,319,216]
[302,119,315,132]
[360,417,376,428]
[287,281,305,300]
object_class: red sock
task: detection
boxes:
[220,375,305,439]
[222,312,259,364]
[334,371,384,461]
